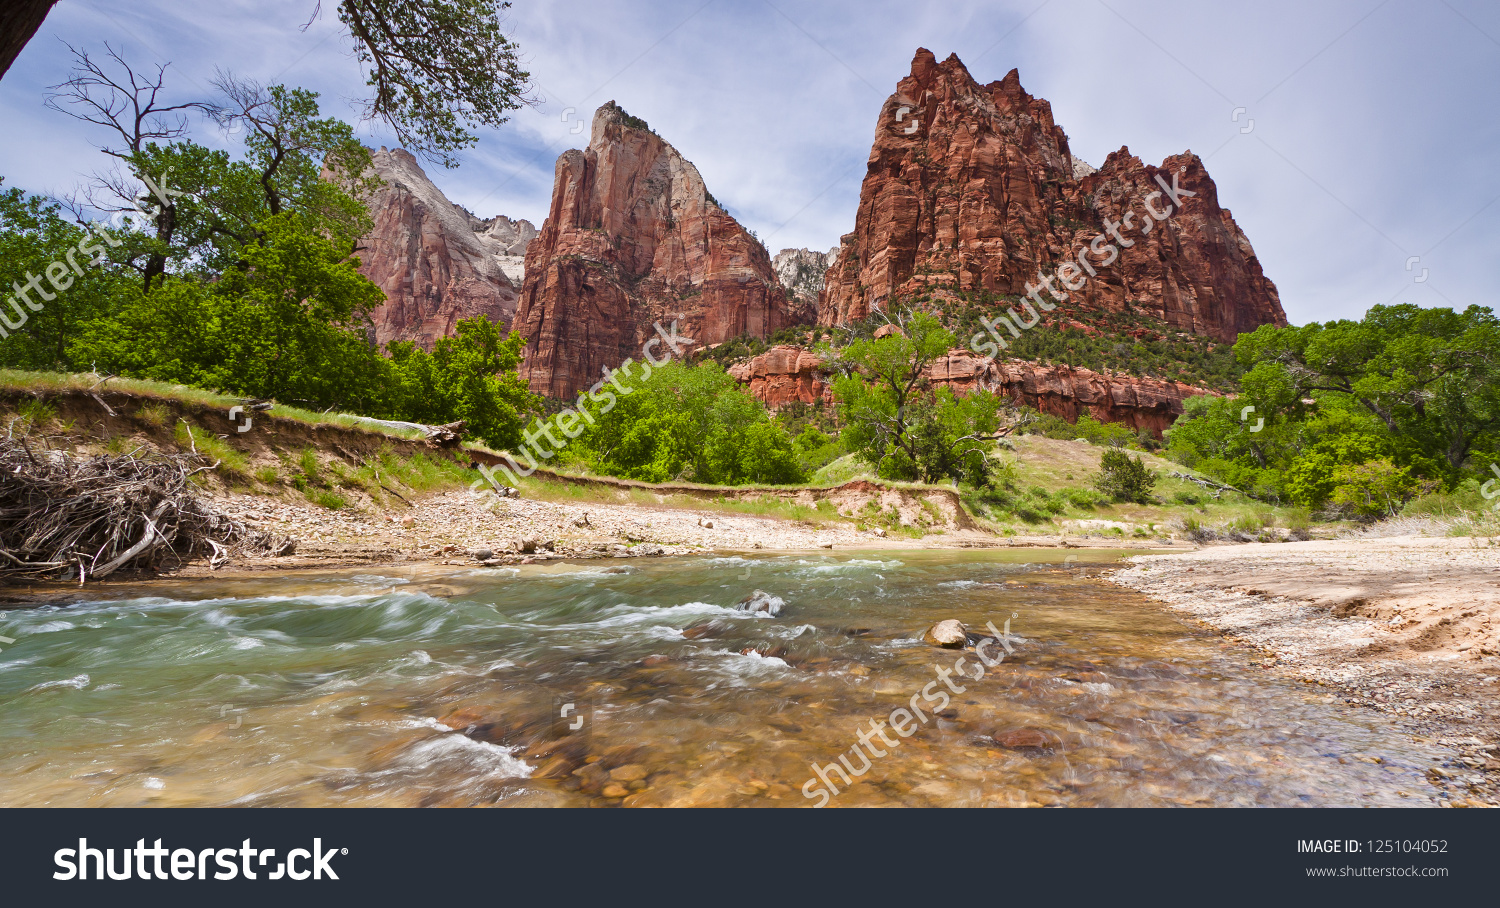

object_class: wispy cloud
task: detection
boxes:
[1,0,1495,326]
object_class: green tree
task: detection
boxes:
[0,182,127,371]
[74,213,392,411]
[337,0,529,165]
[828,311,1002,484]
[1329,459,1415,519]
[388,316,539,450]
[48,48,377,291]
[1236,304,1500,476]
[1094,448,1157,503]
[575,361,803,485]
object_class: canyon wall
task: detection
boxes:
[819,49,1286,343]
[355,147,535,349]
[729,345,1210,435]
[513,103,804,398]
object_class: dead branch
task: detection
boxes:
[0,437,274,582]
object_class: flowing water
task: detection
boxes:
[0,550,1443,807]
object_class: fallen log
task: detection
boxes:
[1167,471,1241,499]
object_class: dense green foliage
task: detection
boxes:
[908,290,1244,390]
[568,361,803,485]
[1167,305,1500,517]
[693,325,810,367]
[0,184,126,370]
[1,59,539,448]
[1022,410,1156,450]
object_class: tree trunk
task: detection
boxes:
[0,0,59,80]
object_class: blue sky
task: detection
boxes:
[2,0,1496,326]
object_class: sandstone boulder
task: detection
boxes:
[923,619,968,648]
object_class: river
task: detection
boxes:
[0,550,1442,806]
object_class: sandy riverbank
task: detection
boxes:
[1109,535,1500,806]
[181,488,1189,575]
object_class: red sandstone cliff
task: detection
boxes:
[514,103,804,398]
[355,148,532,349]
[729,345,1210,435]
[820,49,1286,342]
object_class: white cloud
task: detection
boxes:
[2,0,1495,326]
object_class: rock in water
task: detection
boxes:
[923,619,968,648]
[736,590,785,617]
[993,728,1060,750]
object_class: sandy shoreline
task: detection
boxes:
[184,488,1190,575]
[1109,535,1500,806]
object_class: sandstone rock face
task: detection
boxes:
[356,148,533,349]
[472,215,537,284]
[728,345,829,410]
[820,49,1286,342]
[929,351,1213,435]
[514,103,805,398]
[772,246,838,315]
[728,345,1211,435]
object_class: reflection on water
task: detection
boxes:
[0,550,1443,806]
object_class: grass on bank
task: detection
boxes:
[0,369,428,440]
[8,368,1495,539]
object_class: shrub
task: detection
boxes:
[304,488,347,509]
[1401,477,1488,518]
[1329,459,1415,519]
[1058,486,1107,509]
[297,448,322,484]
[136,403,171,427]
[1226,514,1262,534]
[16,398,56,426]
[173,421,250,479]
[1223,514,1261,542]
[1095,448,1157,503]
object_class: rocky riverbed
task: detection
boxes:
[1110,535,1500,807]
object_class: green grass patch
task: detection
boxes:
[15,398,56,427]
[173,421,250,479]
[304,488,348,509]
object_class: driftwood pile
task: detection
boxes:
[0,437,276,582]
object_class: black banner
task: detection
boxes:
[0,809,1489,903]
